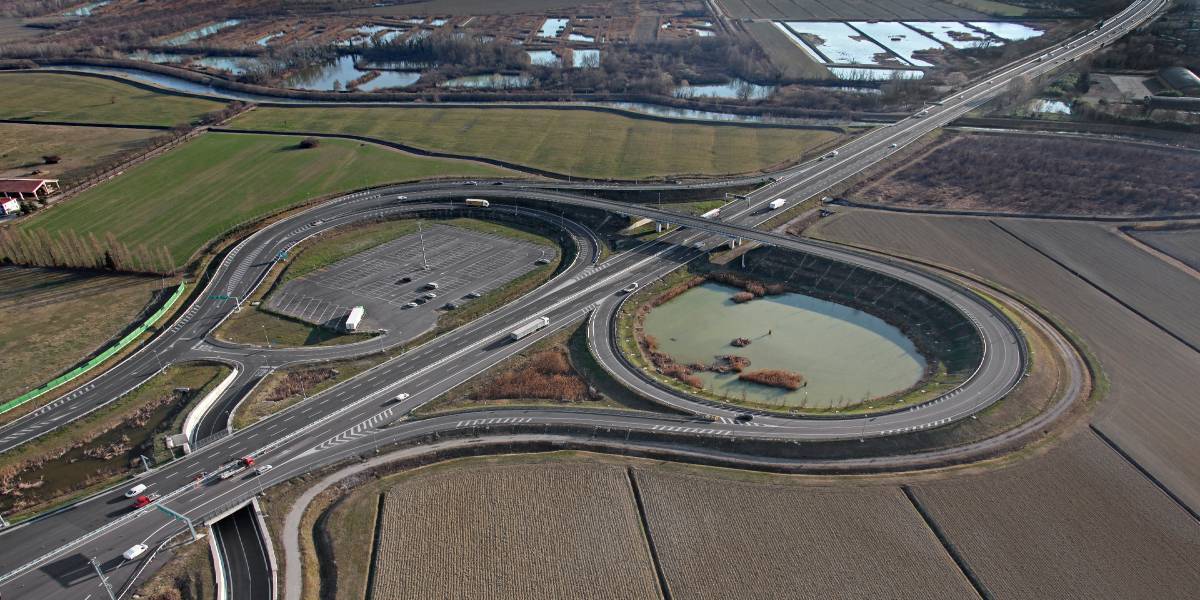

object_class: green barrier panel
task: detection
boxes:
[0,282,188,415]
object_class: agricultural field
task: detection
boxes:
[0,122,164,183]
[997,220,1200,348]
[810,210,1200,511]
[0,72,224,126]
[740,20,831,79]
[0,267,163,407]
[849,133,1200,216]
[1129,227,1200,272]
[634,469,976,599]
[368,462,660,599]
[19,132,510,268]
[911,432,1200,598]
[229,107,841,180]
[714,0,1025,19]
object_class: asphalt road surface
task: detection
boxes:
[0,1,1165,596]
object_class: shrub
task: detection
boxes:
[738,369,805,390]
[731,291,755,303]
[298,137,320,149]
[41,155,61,164]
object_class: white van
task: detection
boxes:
[123,544,148,560]
[124,484,147,498]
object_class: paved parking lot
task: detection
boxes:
[267,223,555,338]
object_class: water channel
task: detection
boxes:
[642,282,925,409]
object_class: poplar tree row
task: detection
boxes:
[0,229,175,275]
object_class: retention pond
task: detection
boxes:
[642,282,925,409]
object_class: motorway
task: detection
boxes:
[0,1,1165,597]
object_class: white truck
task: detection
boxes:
[768,199,787,210]
[345,306,365,332]
[465,198,490,207]
[700,208,721,219]
[509,316,550,341]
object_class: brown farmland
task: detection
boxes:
[633,468,976,599]
[811,210,1200,511]
[1130,227,1200,272]
[369,463,659,599]
[912,432,1200,599]
[850,133,1200,216]
[997,220,1200,348]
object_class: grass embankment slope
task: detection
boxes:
[0,72,224,126]
[231,106,840,179]
[19,133,511,267]
[0,267,162,407]
[0,363,228,520]
[0,123,164,181]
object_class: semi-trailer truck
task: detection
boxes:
[465,198,490,207]
[768,199,787,210]
[509,316,550,341]
[345,306,365,332]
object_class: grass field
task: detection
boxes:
[231,106,840,179]
[912,432,1200,598]
[19,133,511,267]
[369,462,660,599]
[635,469,977,599]
[0,123,163,182]
[0,267,163,406]
[813,209,1200,512]
[0,72,224,126]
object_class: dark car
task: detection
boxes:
[734,413,753,423]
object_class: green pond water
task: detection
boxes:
[642,282,926,409]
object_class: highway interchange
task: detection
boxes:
[0,0,1167,597]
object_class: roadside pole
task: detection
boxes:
[90,557,117,600]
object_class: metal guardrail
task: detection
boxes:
[0,282,187,415]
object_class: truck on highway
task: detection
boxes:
[768,199,787,210]
[465,198,490,207]
[700,208,721,219]
[509,316,550,341]
[345,306,365,332]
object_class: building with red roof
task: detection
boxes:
[0,178,59,201]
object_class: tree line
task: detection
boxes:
[0,228,176,275]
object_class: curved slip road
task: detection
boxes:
[0,1,1165,596]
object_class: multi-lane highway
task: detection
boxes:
[0,1,1166,597]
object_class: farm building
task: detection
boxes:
[0,178,60,201]
[1,197,20,216]
[1158,66,1200,96]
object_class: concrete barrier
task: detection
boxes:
[182,367,241,447]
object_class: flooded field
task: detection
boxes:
[286,56,421,91]
[643,283,925,409]
[850,22,938,67]
[674,78,774,100]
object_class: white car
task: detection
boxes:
[254,465,273,476]
[395,393,410,401]
[403,301,419,309]
[396,195,407,200]
[888,143,898,149]
[123,544,149,560]
[622,283,639,294]
[124,484,147,498]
